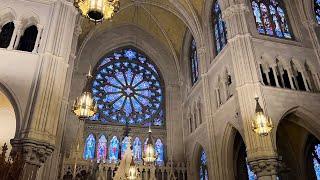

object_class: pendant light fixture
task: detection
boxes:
[252,97,273,136]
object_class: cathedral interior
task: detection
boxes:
[1,0,320,179]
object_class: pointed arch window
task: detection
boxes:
[212,1,227,54]
[315,0,320,24]
[155,139,164,166]
[133,137,142,163]
[121,136,131,159]
[199,149,208,180]
[109,136,120,163]
[97,135,107,163]
[251,0,292,39]
[312,144,320,179]
[17,25,38,52]
[190,38,199,85]
[83,134,96,160]
[0,22,14,48]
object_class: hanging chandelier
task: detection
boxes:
[72,68,97,120]
[251,97,273,136]
[143,127,157,164]
[74,0,120,23]
[127,156,138,180]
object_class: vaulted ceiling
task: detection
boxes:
[78,0,206,59]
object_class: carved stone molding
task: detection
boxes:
[248,158,281,177]
[11,138,55,167]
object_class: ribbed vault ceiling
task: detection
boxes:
[78,0,205,58]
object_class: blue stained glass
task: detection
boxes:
[83,134,96,160]
[109,136,119,163]
[155,139,164,166]
[92,48,164,126]
[200,150,208,180]
[251,0,292,39]
[133,137,142,163]
[316,0,320,24]
[124,50,137,60]
[97,135,107,163]
[246,158,257,180]
[313,144,320,179]
[121,136,131,159]
[213,1,227,54]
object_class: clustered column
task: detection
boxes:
[222,3,279,180]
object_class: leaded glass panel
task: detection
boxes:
[83,134,96,160]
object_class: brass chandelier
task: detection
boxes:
[72,68,97,120]
[251,97,273,136]
[74,0,120,23]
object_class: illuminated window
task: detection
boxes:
[199,149,208,180]
[251,0,292,39]
[212,1,227,53]
[190,38,199,85]
[96,135,107,163]
[109,136,120,163]
[83,134,96,160]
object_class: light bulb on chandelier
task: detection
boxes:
[251,97,273,136]
[74,0,120,23]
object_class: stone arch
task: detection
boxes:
[0,81,21,138]
[220,123,247,180]
[191,142,209,180]
[19,11,40,30]
[181,29,196,89]
[273,106,320,142]
[0,7,16,26]
[274,106,320,179]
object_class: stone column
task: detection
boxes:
[32,24,43,53]
[7,20,21,50]
[222,3,278,179]
[10,139,54,180]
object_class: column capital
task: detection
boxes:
[10,138,54,167]
[248,158,281,178]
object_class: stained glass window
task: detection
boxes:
[315,0,320,24]
[213,1,227,54]
[121,136,131,159]
[200,150,208,180]
[97,135,107,163]
[109,136,120,163]
[155,139,164,166]
[251,0,292,39]
[312,144,320,179]
[83,134,96,160]
[91,47,165,127]
[190,38,199,85]
[246,158,257,180]
[133,137,142,163]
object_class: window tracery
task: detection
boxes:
[212,1,227,54]
[91,47,165,127]
[251,0,292,39]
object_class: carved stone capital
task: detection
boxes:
[248,158,281,177]
[11,138,55,167]
[248,158,279,177]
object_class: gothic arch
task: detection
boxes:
[0,7,16,26]
[273,106,320,142]
[191,142,209,180]
[275,107,320,179]
[0,81,21,138]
